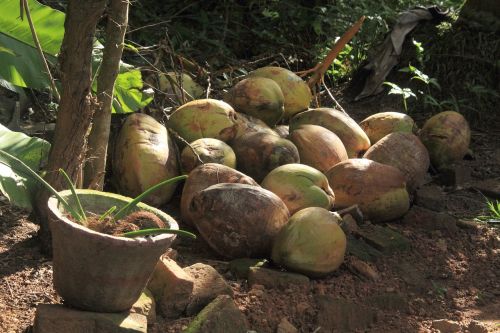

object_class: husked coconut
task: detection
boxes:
[290,108,370,157]
[419,111,471,170]
[290,124,348,173]
[325,159,410,222]
[180,138,236,173]
[113,113,180,206]
[359,111,417,144]
[190,183,290,258]
[364,132,429,191]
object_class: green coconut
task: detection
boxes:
[231,132,300,182]
[290,124,348,173]
[180,138,236,174]
[113,113,180,206]
[272,207,346,277]
[158,72,204,102]
[359,111,417,144]
[290,108,371,157]
[224,77,285,127]
[261,163,335,215]
[419,111,471,170]
[248,66,312,118]
[325,159,410,222]
[167,99,238,143]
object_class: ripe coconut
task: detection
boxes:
[158,72,204,102]
[364,132,429,191]
[272,207,346,277]
[113,113,180,206]
[274,125,290,139]
[233,112,278,139]
[261,164,335,215]
[189,183,290,258]
[248,66,312,118]
[290,124,348,173]
[290,108,371,157]
[325,159,410,222]
[231,132,300,182]
[167,99,238,143]
[419,111,471,170]
[224,77,285,127]
[359,111,417,144]
[180,138,236,173]
[180,163,259,227]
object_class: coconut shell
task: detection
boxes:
[180,138,236,173]
[364,132,429,192]
[272,207,346,277]
[180,163,259,227]
[190,183,290,258]
[113,113,180,206]
[231,132,300,182]
[232,112,278,139]
[274,125,290,139]
[290,108,371,157]
[261,164,335,215]
[224,77,285,127]
[290,124,348,173]
[249,66,312,118]
[419,111,471,170]
[325,159,410,222]
[167,99,238,143]
[359,111,417,144]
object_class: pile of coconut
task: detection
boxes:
[112,67,471,278]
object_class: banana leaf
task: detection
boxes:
[0,124,50,210]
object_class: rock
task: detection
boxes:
[229,258,268,279]
[355,225,411,254]
[346,257,379,281]
[431,319,462,333]
[346,236,382,262]
[147,256,194,318]
[471,179,500,199]
[336,204,364,223]
[468,320,488,333]
[247,267,310,289]
[403,205,459,235]
[182,295,249,333]
[396,262,428,293]
[316,296,376,331]
[339,214,359,235]
[184,263,234,316]
[277,317,298,333]
[131,289,156,323]
[414,185,447,211]
[33,304,147,333]
[436,163,472,187]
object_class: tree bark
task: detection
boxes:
[84,0,130,190]
[35,0,107,254]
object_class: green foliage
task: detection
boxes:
[383,82,416,112]
[475,198,500,225]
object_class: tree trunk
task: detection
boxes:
[35,0,107,254]
[84,0,130,190]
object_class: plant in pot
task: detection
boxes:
[0,149,195,313]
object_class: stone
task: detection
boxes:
[247,267,310,289]
[339,214,359,235]
[414,185,447,211]
[336,204,364,224]
[147,256,194,318]
[182,295,249,333]
[355,225,411,254]
[228,258,268,279]
[277,317,298,333]
[468,320,488,333]
[33,304,147,333]
[431,319,462,333]
[403,205,459,235]
[471,179,500,199]
[346,257,379,281]
[131,289,156,323]
[346,236,382,262]
[184,263,234,316]
[316,296,376,332]
[437,163,472,187]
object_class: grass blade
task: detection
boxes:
[99,205,117,222]
[59,168,86,223]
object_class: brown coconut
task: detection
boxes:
[360,111,417,144]
[180,138,236,173]
[113,113,180,206]
[364,132,429,192]
[290,108,371,157]
[180,163,259,227]
[189,183,290,258]
[274,125,290,139]
[232,112,278,139]
[419,111,471,170]
[290,124,348,173]
[325,159,410,222]
[231,132,300,182]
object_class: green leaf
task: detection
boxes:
[112,69,153,114]
[0,124,50,210]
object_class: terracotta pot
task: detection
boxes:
[48,189,178,313]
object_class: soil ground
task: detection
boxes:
[0,92,499,332]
